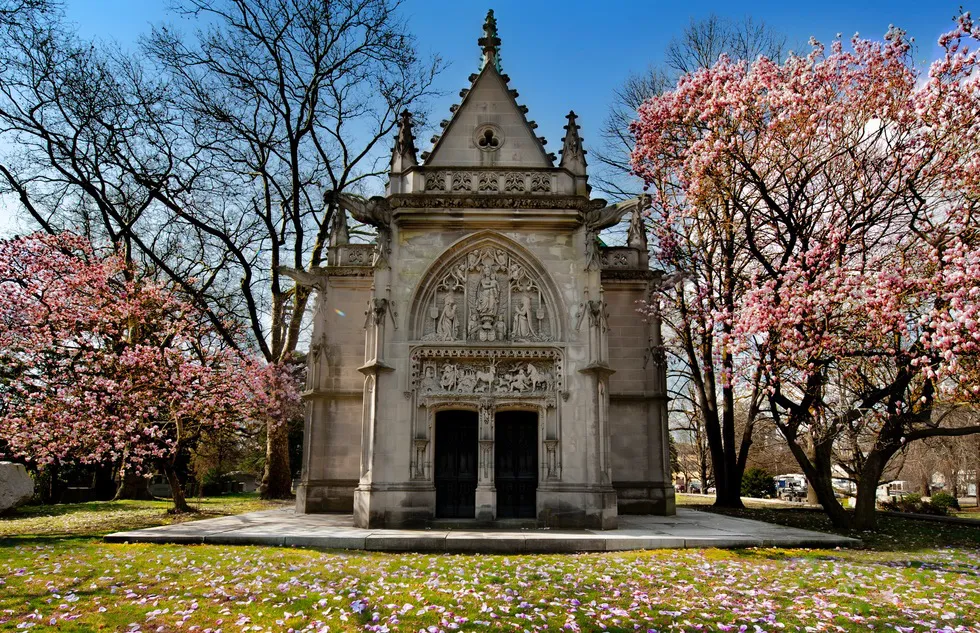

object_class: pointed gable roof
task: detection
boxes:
[421,10,554,169]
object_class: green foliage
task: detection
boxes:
[199,468,233,496]
[741,467,777,499]
[879,493,949,516]
[929,491,960,511]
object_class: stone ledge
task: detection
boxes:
[105,508,860,553]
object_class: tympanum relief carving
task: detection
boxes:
[420,246,555,343]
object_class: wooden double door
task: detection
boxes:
[494,411,538,518]
[433,409,538,520]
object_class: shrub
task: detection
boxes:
[879,492,949,516]
[930,491,960,511]
[741,467,777,499]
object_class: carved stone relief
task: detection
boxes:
[419,358,554,396]
[419,170,557,195]
[411,347,564,396]
[420,246,556,343]
[425,172,446,192]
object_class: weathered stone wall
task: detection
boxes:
[296,273,371,513]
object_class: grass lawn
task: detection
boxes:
[0,494,978,632]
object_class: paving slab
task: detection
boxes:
[105,508,859,553]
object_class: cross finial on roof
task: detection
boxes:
[478,9,502,72]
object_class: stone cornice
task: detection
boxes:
[388,193,604,211]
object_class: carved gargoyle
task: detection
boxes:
[583,194,651,271]
[278,265,328,291]
[324,190,393,268]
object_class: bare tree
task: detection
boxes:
[0,0,442,498]
[591,15,788,201]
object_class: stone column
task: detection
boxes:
[475,398,496,521]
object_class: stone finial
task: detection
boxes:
[391,110,418,172]
[627,194,650,254]
[479,9,502,72]
[329,205,350,247]
[560,110,587,176]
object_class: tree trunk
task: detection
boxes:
[261,419,293,499]
[163,462,191,513]
[806,481,819,505]
[114,467,153,501]
[786,436,852,528]
[851,479,880,530]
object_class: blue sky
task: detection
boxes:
[0,0,969,233]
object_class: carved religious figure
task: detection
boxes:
[441,363,458,391]
[508,366,532,392]
[435,294,459,340]
[512,295,535,340]
[476,264,500,316]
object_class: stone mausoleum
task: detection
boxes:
[292,11,674,529]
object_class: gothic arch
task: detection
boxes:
[408,231,567,343]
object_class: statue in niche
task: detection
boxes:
[435,294,459,341]
[421,364,439,394]
[512,296,535,340]
[476,264,500,316]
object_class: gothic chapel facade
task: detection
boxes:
[293,12,674,529]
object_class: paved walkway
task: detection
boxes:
[105,508,858,552]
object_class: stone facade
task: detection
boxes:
[294,11,674,529]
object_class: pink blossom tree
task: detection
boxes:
[0,232,299,511]
[633,15,980,529]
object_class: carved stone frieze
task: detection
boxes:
[477,172,499,193]
[390,193,604,211]
[344,244,375,266]
[424,172,446,192]
[529,173,551,193]
[410,346,564,395]
[600,247,638,269]
[503,172,526,192]
[418,358,555,396]
[418,170,559,196]
[451,172,472,192]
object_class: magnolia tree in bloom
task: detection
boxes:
[0,232,300,511]
[633,15,980,529]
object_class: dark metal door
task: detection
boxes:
[495,411,538,518]
[434,411,478,518]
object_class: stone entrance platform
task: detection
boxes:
[105,508,858,552]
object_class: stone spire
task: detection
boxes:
[478,9,502,72]
[559,110,587,177]
[390,110,418,174]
